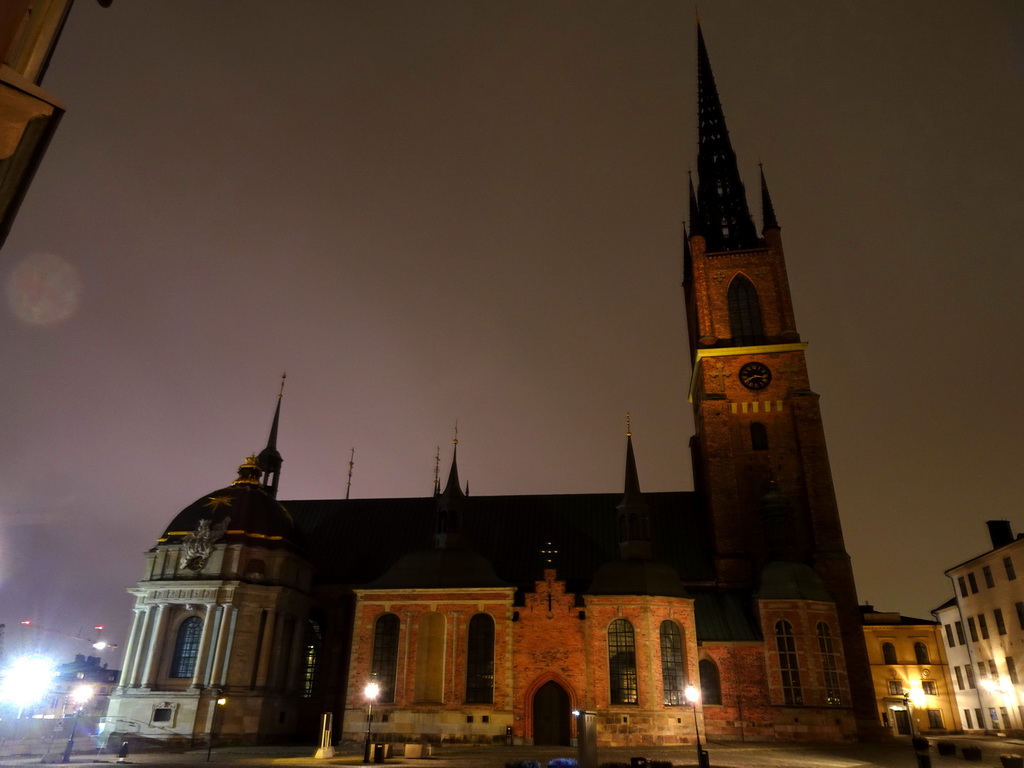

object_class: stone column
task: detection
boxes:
[209,605,235,688]
[191,602,218,689]
[118,607,145,689]
[141,603,169,688]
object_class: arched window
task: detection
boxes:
[466,614,495,703]
[728,275,765,345]
[371,614,400,703]
[302,616,324,698]
[775,620,803,705]
[882,642,897,665]
[170,616,203,678]
[660,621,685,705]
[817,622,842,705]
[914,642,930,665]
[698,658,722,705]
[750,422,768,451]
[608,619,637,704]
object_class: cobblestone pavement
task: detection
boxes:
[5,736,1024,768]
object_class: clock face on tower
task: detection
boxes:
[739,361,772,390]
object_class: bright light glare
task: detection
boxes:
[0,655,57,708]
[685,685,700,704]
[70,684,94,706]
[364,681,380,701]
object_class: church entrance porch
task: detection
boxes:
[532,681,571,746]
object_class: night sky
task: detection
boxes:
[2,1,1022,665]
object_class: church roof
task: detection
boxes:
[285,490,713,592]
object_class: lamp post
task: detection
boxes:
[61,684,94,763]
[363,681,380,763]
[685,685,708,768]
[206,696,227,762]
[903,686,925,740]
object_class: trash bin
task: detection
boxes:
[698,748,710,768]
[373,743,386,763]
[915,753,931,768]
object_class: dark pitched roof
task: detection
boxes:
[285,491,713,590]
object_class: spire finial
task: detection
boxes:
[258,379,285,498]
[345,447,354,501]
[453,420,459,446]
[626,412,632,437]
[278,372,286,398]
[433,446,441,494]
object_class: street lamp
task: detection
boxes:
[206,696,227,762]
[0,654,57,717]
[903,686,925,740]
[684,685,708,768]
[363,681,380,763]
[61,684,94,763]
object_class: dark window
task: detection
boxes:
[966,665,976,688]
[983,565,995,588]
[927,710,944,729]
[968,572,979,594]
[955,666,965,690]
[466,613,495,704]
[170,617,202,678]
[888,680,903,695]
[979,614,990,639]
[371,613,400,703]
[975,708,984,728]
[302,616,324,698]
[968,617,979,642]
[914,642,930,665]
[659,621,685,706]
[1001,706,1010,726]
[955,621,966,645]
[750,422,768,451]
[995,608,1007,635]
[1005,557,1017,581]
[964,709,973,729]
[727,275,765,346]
[945,624,955,648]
[990,659,998,679]
[152,707,173,723]
[1010,656,1020,685]
[922,680,937,695]
[978,661,987,680]
[817,622,842,705]
[882,642,897,665]
[958,576,968,597]
[775,620,802,705]
[698,658,722,705]
[608,619,638,704]
[1016,602,1024,630]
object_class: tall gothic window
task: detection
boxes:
[302,616,324,698]
[817,622,843,706]
[914,642,930,664]
[660,621,685,705]
[775,620,803,705]
[465,614,495,703]
[371,614,400,703]
[698,658,722,705]
[170,616,203,678]
[608,619,638,704]
[728,275,765,345]
[750,422,768,451]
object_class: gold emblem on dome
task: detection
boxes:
[204,495,233,511]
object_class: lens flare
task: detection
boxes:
[6,252,82,326]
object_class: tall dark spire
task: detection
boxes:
[434,441,468,549]
[760,164,779,231]
[258,374,285,498]
[695,23,759,252]
[616,420,652,560]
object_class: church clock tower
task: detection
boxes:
[684,24,877,731]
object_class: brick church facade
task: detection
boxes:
[106,25,877,748]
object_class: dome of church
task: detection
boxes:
[157,456,302,551]
[587,558,690,598]
[366,545,507,589]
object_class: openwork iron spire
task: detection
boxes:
[695,24,759,252]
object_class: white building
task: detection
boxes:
[938,520,1024,734]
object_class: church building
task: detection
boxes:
[106,25,877,748]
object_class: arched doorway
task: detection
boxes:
[532,680,570,745]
